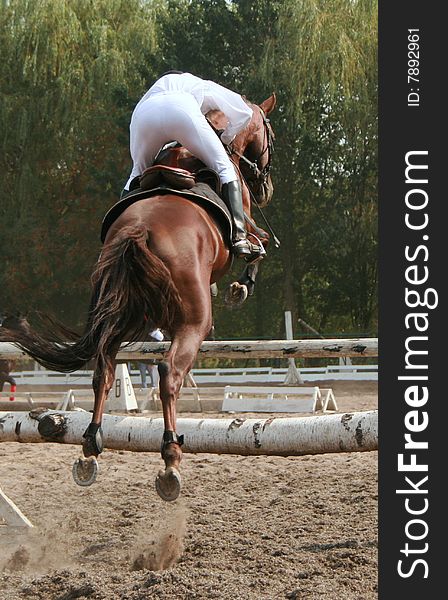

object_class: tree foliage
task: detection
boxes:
[0,0,378,338]
[258,0,378,333]
[0,0,161,320]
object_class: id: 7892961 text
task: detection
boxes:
[408,28,420,107]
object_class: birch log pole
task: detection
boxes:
[0,410,378,456]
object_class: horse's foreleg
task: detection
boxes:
[225,255,264,306]
[72,349,118,486]
[237,258,262,296]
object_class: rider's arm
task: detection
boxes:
[204,81,253,145]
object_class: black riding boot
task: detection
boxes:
[222,181,252,257]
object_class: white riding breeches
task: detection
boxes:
[125,91,238,190]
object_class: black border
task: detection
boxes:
[379,2,444,595]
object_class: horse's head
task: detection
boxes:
[232,94,277,208]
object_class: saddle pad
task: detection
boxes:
[101,182,232,244]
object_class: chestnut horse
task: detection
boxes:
[0,93,276,501]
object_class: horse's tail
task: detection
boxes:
[0,225,183,372]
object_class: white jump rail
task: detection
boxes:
[0,387,226,413]
[0,338,378,360]
[0,410,378,456]
[0,390,91,410]
[0,487,34,528]
[222,386,338,413]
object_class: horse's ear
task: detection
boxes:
[260,93,276,115]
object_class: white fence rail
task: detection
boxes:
[192,365,378,383]
[9,364,378,386]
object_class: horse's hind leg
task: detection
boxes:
[72,348,118,486]
[155,288,212,501]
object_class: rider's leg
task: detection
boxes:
[123,96,172,192]
[221,180,252,256]
[121,93,252,257]
[161,95,252,257]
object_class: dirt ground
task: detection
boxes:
[0,381,378,600]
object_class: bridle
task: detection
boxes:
[227,107,275,188]
[227,106,280,248]
[206,102,281,247]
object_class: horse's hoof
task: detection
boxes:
[72,457,99,487]
[224,282,248,307]
[155,467,182,502]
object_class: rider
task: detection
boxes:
[123,71,254,258]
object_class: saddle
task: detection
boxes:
[139,164,196,191]
[138,163,222,197]
[101,146,231,243]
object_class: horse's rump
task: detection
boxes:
[91,223,185,351]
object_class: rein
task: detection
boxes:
[239,166,281,249]
[207,104,280,248]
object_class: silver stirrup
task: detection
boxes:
[246,233,266,256]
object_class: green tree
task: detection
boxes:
[257,0,378,334]
[0,0,162,322]
[0,0,378,339]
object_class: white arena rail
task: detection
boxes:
[9,370,94,385]
[9,364,377,386]
[192,365,378,383]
